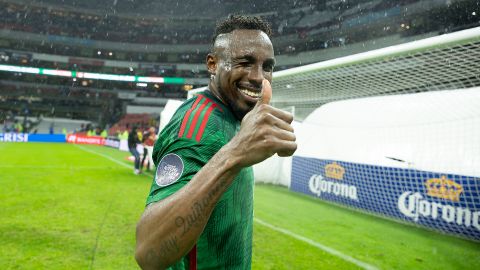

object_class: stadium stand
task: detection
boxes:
[108,113,158,136]
[33,117,90,134]
[1,0,478,134]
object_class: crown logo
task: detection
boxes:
[425,175,463,202]
[325,162,345,180]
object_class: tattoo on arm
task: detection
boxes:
[175,177,228,236]
[152,171,231,263]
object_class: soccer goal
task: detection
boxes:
[271,27,480,121]
[258,27,480,242]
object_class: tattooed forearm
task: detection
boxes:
[137,162,236,269]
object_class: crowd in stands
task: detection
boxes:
[1,116,34,133]
[109,113,158,137]
[0,38,208,64]
[1,0,395,46]
[1,110,158,140]
[0,1,424,47]
[0,2,212,45]
[0,79,123,123]
[2,0,476,64]
[1,110,48,134]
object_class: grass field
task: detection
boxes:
[0,142,479,269]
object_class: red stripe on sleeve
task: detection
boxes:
[198,94,223,112]
[186,99,210,139]
[188,245,197,270]
[195,103,217,142]
[178,96,203,138]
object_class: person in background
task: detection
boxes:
[15,121,23,133]
[141,127,156,172]
[137,128,143,143]
[121,129,129,140]
[100,128,108,138]
[128,126,142,175]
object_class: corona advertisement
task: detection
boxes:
[291,156,480,241]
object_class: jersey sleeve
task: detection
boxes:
[146,99,225,205]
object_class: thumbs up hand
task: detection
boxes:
[226,79,297,169]
[257,79,272,106]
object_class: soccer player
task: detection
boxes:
[135,15,296,270]
[128,126,142,175]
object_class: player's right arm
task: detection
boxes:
[135,80,296,270]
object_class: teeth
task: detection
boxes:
[239,88,260,98]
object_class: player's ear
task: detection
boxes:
[206,53,217,75]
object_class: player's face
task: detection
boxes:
[210,30,275,120]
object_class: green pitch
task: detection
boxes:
[0,143,478,269]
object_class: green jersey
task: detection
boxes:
[146,90,254,270]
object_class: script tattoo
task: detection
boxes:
[151,235,179,261]
[175,177,229,237]
[160,235,180,257]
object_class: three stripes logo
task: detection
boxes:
[178,94,220,142]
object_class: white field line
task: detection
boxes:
[77,144,376,269]
[254,218,379,270]
[75,145,154,178]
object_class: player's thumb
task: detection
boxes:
[257,79,272,106]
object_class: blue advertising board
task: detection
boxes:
[28,134,66,143]
[0,133,29,142]
[0,133,66,143]
[291,156,480,241]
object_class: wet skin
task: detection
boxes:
[207,29,275,120]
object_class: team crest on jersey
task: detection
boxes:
[155,153,184,187]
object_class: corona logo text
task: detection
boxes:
[309,174,358,200]
[425,175,463,202]
[325,162,345,180]
[398,191,480,231]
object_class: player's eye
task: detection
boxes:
[263,64,274,72]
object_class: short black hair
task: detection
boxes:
[212,14,272,44]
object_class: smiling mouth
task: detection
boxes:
[238,87,261,99]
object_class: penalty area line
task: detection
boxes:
[254,218,379,270]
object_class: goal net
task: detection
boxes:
[264,27,480,241]
[271,27,480,121]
